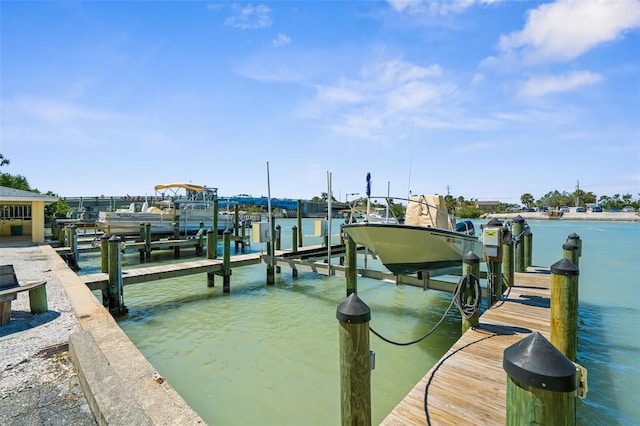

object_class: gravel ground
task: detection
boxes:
[0,239,96,425]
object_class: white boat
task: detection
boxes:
[96,183,236,236]
[342,194,481,275]
[362,207,399,224]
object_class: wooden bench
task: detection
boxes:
[0,264,48,326]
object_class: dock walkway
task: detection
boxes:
[80,244,351,291]
[381,269,552,425]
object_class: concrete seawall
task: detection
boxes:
[43,245,205,425]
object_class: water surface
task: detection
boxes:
[79,218,639,424]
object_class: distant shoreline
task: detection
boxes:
[482,212,640,222]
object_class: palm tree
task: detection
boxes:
[0,153,9,167]
[520,193,534,208]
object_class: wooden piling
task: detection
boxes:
[100,233,110,273]
[337,294,371,426]
[51,217,59,241]
[57,224,65,247]
[107,235,127,316]
[512,215,525,273]
[275,224,281,274]
[206,229,215,287]
[562,241,580,268]
[172,221,180,257]
[461,251,480,334]
[266,215,275,285]
[68,224,79,270]
[297,200,303,247]
[345,234,357,296]
[240,219,247,253]
[550,258,579,361]
[567,232,582,258]
[213,197,219,258]
[196,222,204,256]
[291,226,298,278]
[523,228,533,268]
[28,284,48,314]
[222,229,231,293]
[502,231,515,288]
[144,222,152,261]
[138,223,147,261]
[504,332,577,425]
[487,257,502,307]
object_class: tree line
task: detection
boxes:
[2,153,638,217]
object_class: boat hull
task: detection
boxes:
[96,211,234,236]
[342,223,481,275]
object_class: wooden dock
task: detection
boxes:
[80,244,355,292]
[381,269,552,425]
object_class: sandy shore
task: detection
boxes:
[0,238,96,425]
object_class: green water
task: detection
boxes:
[78,218,639,425]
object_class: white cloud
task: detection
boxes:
[517,70,603,97]
[6,96,123,123]
[272,33,291,47]
[387,0,501,15]
[499,0,640,65]
[317,86,363,104]
[224,4,272,29]
[305,58,457,141]
[471,73,484,85]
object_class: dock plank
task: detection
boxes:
[381,270,552,426]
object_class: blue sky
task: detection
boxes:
[2,0,639,203]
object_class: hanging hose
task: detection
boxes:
[370,272,482,346]
[454,272,482,319]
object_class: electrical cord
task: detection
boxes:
[369,272,482,346]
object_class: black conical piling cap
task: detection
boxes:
[567,232,580,240]
[463,251,480,264]
[513,215,525,224]
[100,233,111,241]
[503,331,577,392]
[562,241,578,250]
[550,258,579,276]
[487,218,503,227]
[336,293,370,324]
[108,235,120,243]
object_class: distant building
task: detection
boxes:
[0,186,59,243]
[475,201,500,211]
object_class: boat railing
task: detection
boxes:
[361,195,460,231]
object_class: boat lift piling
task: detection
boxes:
[550,258,580,362]
[461,252,480,333]
[504,332,578,425]
[512,215,526,272]
[291,226,298,278]
[345,234,357,296]
[107,235,127,316]
[222,230,231,293]
[336,293,372,426]
[502,228,515,288]
[100,233,109,273]
[275,225,282,274]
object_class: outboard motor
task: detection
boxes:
[455,220,475,236]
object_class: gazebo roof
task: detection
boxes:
[0,186,59,203]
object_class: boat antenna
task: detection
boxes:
[407,121,414,201]
[366,172,371,215]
